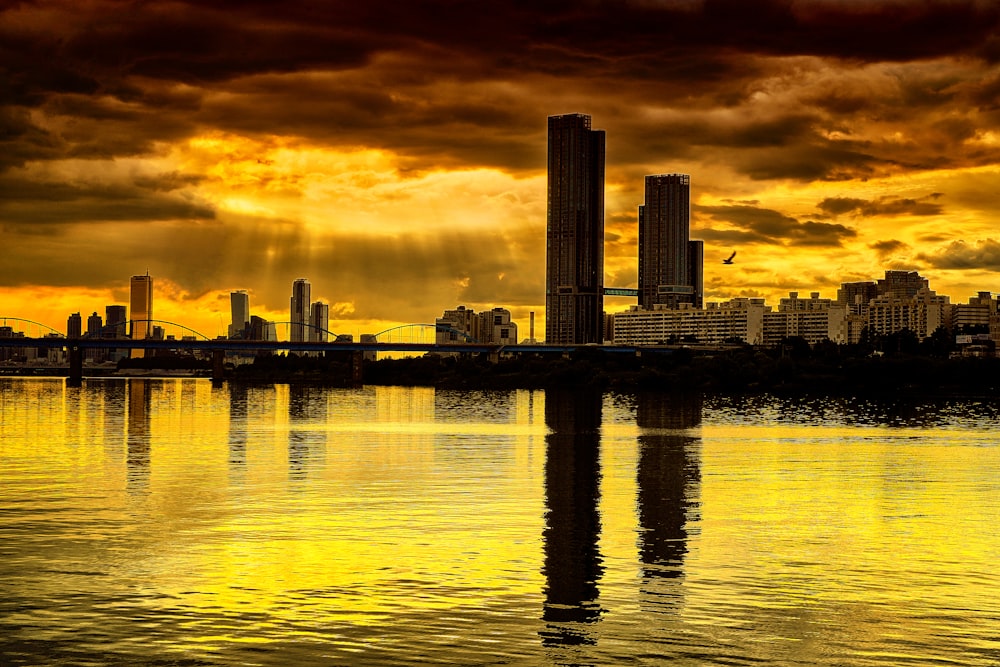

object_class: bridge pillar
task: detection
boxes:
[350,350,364,386]
[211,349,226,384]
[67,344,83,387]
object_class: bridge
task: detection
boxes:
[0,336,667,386]
[1,313,713,386]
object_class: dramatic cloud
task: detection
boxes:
[2,0,1000,335]
[917,239,1000,271]
[818,194,944,218]
[870,239,910,259]
[695,204,857,246]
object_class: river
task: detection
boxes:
[1,378,998,665]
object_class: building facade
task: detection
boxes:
[638,174,703,309]
[289,278,311,343]
[67,312,82,338]
[309,302,330,342]
[129,273,153,359]
[545,113,605,344]
[613,299,766,345]
[436,306,518,345]
[229,290,250,339]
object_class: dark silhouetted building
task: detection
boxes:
[229,290,250,339]
[105,305,127,338]
[290,278,311,343]
[546,113,605,344]
[67,312,82,338]
[638,174,703,309]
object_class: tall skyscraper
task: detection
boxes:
[638,174,702,309]
[229,290,250,339]
[130,273,153,358]
[545,113,606,344]
[289,278,311,342]
[309,301,329,342]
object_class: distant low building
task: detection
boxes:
[436,306,518,345]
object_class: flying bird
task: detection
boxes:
[723,251,737,265]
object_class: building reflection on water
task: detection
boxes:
[540,389,605,647]
[126,379,152,494]
[288,385,328,481]
[635,393,702,623]
[100,379,127,462]
[227,382,248,468]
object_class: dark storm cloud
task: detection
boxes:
[695,204,857,246]
[917,239,1000,270]
[0,173,215,224]
[870,239,910,258]
[818,194,944,217]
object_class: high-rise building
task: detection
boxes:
[638,174,702,309]
[545,113,605,344]
[309,301,329,342]
[67,312,82,338]
[229,290,250,339]
[86,312,104,362]
[105,305,127,338]
[104,304,128,363]
[289,278,311,343]
[86,312,102,337]
[130,273,153,358]
[877,270,928,299]
[837,281,878,314]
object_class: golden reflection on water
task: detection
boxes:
[1,378,999,665]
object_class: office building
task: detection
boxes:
[638,174,703,309]
[67,312,82,338]
[130,273,153,358]
[86,312,104,362]
[877,270,928,299]
[837,281,878,314]
[86,312,102,336]
[249,316,277,342]
[290,278,311,343]
[103,304,128,363]
[105,305,127,338]
[545,113,605,344]
[436,306,519,345]
[309,302,329,342]
[229,290,250,339]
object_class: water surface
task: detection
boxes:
[1,378,998,665]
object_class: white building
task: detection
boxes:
[612,298,766,345]
[866,286,948,340]
[762,292,848,345]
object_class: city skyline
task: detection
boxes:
[3,1,1000,338]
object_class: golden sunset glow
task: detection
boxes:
[3,1,1000,338]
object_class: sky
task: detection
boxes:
[3,0,1000,340]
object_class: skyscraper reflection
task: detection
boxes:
[635,394,702,592]
[288,385,327,481]
[540,388,604,647]
[100,379,128,461]
[126,379,152,494]
[227,382,248,472]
